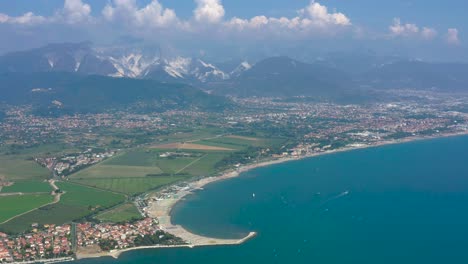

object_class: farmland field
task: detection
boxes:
[155,128,223,144]
[153,156,197,174]
[176,153,227,176]
[0,194,54,223]
[96,203,142,223]
[204,136,267,148]
[153,142,234,151]
[1,180,52,193]
[104,149,204,173]
[104,151,160,167]
[0,203,87,234]
[70,165,163,179]
[57,182,125,207]
[195,140,245,150]
[0,182,125,233]
[0,156,50,181]
[225,135,259,141]
[70,176,188,195]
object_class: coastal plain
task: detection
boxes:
[0,134,280,233]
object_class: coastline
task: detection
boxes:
[76,131,468,260]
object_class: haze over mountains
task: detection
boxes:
[1,42,467,112]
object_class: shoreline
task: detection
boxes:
[77,131,468,260]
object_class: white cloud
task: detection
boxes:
[226,1,351,34]
[0,13,9,23]
[389,18,419,36]
[421,27,437,39]
[0,0,92,25]
[194,0,225,24]
[61,0,92,24]
[300,1,351,27]
[0,12,47,25]
[0,0,351,38]
[102,0,178,28]
[446,28,460,45]
[0,0,352,40]
[389,18,441,41]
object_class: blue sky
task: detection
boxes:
[0,0,466,61]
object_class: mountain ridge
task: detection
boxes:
[1,43,468,98]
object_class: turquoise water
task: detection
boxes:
[76,136,468,263]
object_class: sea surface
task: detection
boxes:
[76,136,468,264]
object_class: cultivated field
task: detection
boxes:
[153,142,234,151]
[96,203,142,223]
[67,144,235,195]
[155,128,223,144]
[70,165,163,179]
[0,194,54,223]
[70,176,188,195]
[1,180,52,193]
[0,156,50,181]
[57,182,125,207]
[226,135,260,141]
[0,182,125,233]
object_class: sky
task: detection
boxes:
[0,0,466,61]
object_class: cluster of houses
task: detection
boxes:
[53,150,115,176]
[0,224,72,263]
[76,218,159,250]
[35,149,116,177]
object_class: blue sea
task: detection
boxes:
[76,136,468,264]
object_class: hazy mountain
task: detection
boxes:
[0,42,118,76]
[2,43,468,99]
[0,43,230,84]
[0,72,230,115]
[218,56,351,98]
[315,51,403,74]
[358,60,468,91]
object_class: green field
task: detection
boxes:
[1,180,52,193]
[0,194,54,223]
[176,153,227,175]
[0,156,50,181]
[156,128,223,144]
[1,143,72,156]
[57,182,125,207]
[96,203,142,223]
[67,136,264,195]
[196,140,246,150]
[153,156,197,174]
[0,204,86,234]
[0,182,125,233]
[206,136,269,147]
[70,176,188,195]
[70,165,163,179]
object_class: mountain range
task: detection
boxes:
[1,42,467,100]
[0,42,244,85]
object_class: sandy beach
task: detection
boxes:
[77,131,468,260]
